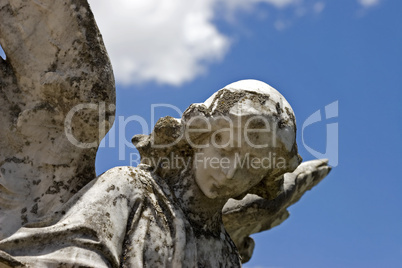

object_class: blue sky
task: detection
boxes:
[2,0,401,267]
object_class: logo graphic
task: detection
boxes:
[302,101,339,167]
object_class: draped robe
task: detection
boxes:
[0,166,241,267]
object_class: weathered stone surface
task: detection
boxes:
[0,166,240,267]
[0,1,332,267]
[0,0,115,239]
[223,159,331,262]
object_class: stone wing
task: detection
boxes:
[0,0,114,238]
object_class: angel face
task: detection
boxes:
[182,80,299,199]
[194,123,278,199]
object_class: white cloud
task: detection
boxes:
[357,0,381,7]
[274,20,289,31]
[87,0,299,86]
[313,2,325,14]
[221,0,297,10]
[89,0,228,86]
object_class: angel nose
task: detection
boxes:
[223,162,237,179]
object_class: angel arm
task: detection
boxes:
[222,159,331,263]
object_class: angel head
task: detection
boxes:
[133,79,301,200]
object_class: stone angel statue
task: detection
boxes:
[0,1,331,267]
